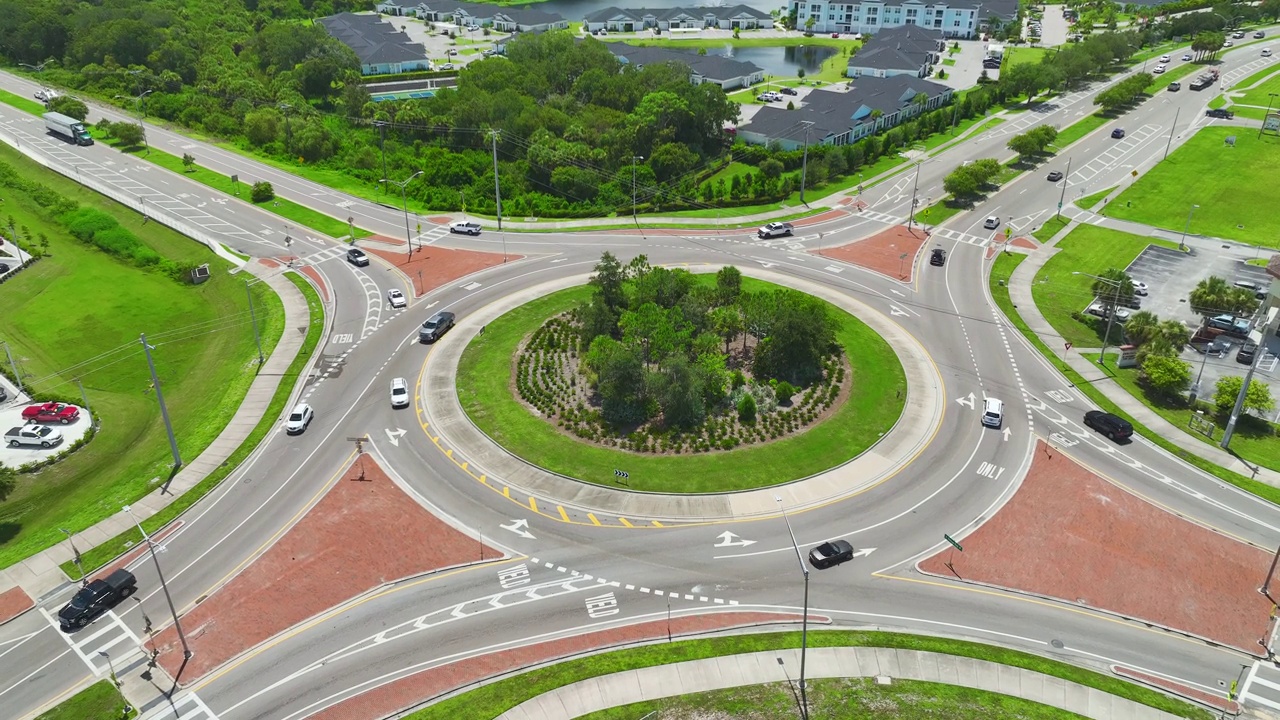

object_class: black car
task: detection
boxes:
[0,262,9,273]
[346,248,370,267]
[1111,128,1126,139]
[1084,410,1133,441]
[58,569,136,630]
[1047,171,1064,182]
[930,248,946,266]
[1237,342,1259,364]
[1206,108,1234,119]
[808,539,855,569]
[1195,337,1232,356]
[779,86,798,96]
[419,311,456,343]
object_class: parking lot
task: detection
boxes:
[0,380,93,468]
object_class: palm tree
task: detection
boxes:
[1124,310,1160,345]
[1188,276,1233,316]
[1156,318,1191,349]
[1092,268,1134,311]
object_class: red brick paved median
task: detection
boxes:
[365,245,514,298]
[819,225,926,281]
[152,455,498,681]
[0,586,34,625]
[919,441,1273,655]
[310,611,815,720]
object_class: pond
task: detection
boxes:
[715,44,838,78]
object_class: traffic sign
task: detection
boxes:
[944,534,963,551]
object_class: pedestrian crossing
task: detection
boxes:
[39,606,144,679]
[1239,659,1280,712]
[141,690,220,720]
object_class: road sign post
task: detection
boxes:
[943,533,963,574]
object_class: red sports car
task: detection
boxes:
[22,402,80,424]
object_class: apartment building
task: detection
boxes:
[792,0,1016,38]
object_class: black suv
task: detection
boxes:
[930,248,946,266]
[1084,410,1133,442]
[1237,342,1259,364]
[779,86,798,96]
[1206,108,1235,119]
[58,569,137,630]
[419,311,456,343]
[346,248,370,267]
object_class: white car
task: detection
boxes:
[1086,303,1131,322]
[983,216,1000,229]
[390,378,410,408]
[1159,55,1170,63]
[387,288,407,308]
[1224,40,1234,47]
[1264,48,1274,57]
[1153,64,1166,74]
[1131,281,1148,296]
[757,221,794,238]
[285,403,313,434]
[1181,53,1192,61]
[450,221,482,235]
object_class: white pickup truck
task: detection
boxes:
[5,425,63,448]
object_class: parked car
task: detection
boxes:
[808,539,855,569]
[930,248,946,266]
[390,377,410,408]
[285,402,313,434]
[5,425,63,448]
[439,63,455,71]
[449,221,482,235]
[1086,303,1131,322]
[1047,171,1064,182]
[1111,128,1126,139]
[419,311,456,343]
[0,262,9,273]
[982,216,1000,229]
[1194,336,1232,355]
[346,248,370,267]
[1207,314,1252,336]
[57,569,136,630]
[1237,342,1259,364]
[1084,410,1133,441]
[21,402,79,424]
[831,32,840,38]
[1206,108,1235,119]
[758,222,794,238]
[779,86,798,96]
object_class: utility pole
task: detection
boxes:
[908,159,923,230]
[1073,272,1120,367]
[374,120,389,191]
[140,333,182,469]
[490,130,503,231]
[75,379,94,430]
[380,171,423,260]
[1223,309,1279,449]
[1178,204,1199,252]
[1163,106,1179,160]
[631,155,644,223]
[245,280,264,365]
[1056,156,1071,219]
[122,505,192,682]
[3,340,21,393]
[775,495,810,720]
[798,121,814,206]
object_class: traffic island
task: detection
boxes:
[363,243,516,298]
[918,440,1274,656]
[150,453,499,682]
[816,225,926,282]
[0,585,33,626]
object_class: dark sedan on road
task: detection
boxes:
[808,539,855,569]
[930,248,946,266]
[1084,410,1133,441]
[1111,128,1126,139]
[1047,171,1063,182]
[1206,108,1235,119]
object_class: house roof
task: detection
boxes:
[740,75,950,140]
[739,106,850,142]
[585,4,772,23]
[494,5,566,25]
[847,43,930,71]
[317,13,431,66]
[610,44,763,80]
[870,24,943,53]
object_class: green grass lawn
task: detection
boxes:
[942,58,957,66]
[581,678,1088,720]
[1030,225,1180,349]
[1103,128,1280,247]
[1029,215,1069,242]
[0,143,284,568]
[1005,46,1049,66]
[35,681,135,720]
[407,630,1209,720]
[456,278,906,493]
[1051,112,1111,150]
[0,88,49,116]
[1235,69,1280,108]
[67,272,323,576]
[1076,186,1115,210]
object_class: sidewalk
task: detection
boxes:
[1005,219,1280,487]
[496,647,1193,720]
[0,261,317,605]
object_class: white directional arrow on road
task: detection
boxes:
[889,304,908,317]
[852,548,876,558]
[385,427,407,446]
[956,393,975,409]
[1002,427,1012,442]
[501,518,537,540]
[714,531,756,548]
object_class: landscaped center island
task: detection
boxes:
[457,253,906,492]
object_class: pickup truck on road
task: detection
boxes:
[57,569,137,629]
[5,425,64,448]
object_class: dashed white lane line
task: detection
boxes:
[531,557,741,606]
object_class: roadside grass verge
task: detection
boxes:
[0,89,50,116]
[1076,186,1115,210]
[1029,215,1069,242]
[1051,112,1111,149]
[35,680,135,720]
[581,678,1086,719]
[1030,224,1180,349]
[0,142,284,568]
[990,250,1280,509]
[64,272,323,576]
[1102,128,1280,247]
[407,629,1211,720]
[456,277,906,493]
[499,207,829,233]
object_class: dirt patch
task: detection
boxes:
[0,586,33,625]
[818,225,926,281]
[364,244,514,298]
[919,441,1274,655]
[308,611,812,720]
[151,455,498,682]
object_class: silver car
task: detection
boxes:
[390,378,410,408]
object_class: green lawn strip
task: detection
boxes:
[1236,70,1280,107]
[1144,63,1203,94]
[1229,63,1280,92]
[35,680,136,720]
[1006,46,1050,66]
[1029,215,1069,242]
[99,140,368,240]
[407,630,1210,720]
[456,278,905,493]
[579,678,1087,720]
[1226,105,1269,120]
[0,142,284,567]
[942,58,957,66]
[501,207,829,233]
[0,89,49,116]
[1051,112,1111,150]
[1102,128,1280,248]
[1208,94,1228,109]
[925,116,1005,153]
[64,272,323,577]
[991,251,1280,508]
[1076,186,1116,210]
[1088,353,1280,474]
[1031,224,1181,348]
[916,198,964,225]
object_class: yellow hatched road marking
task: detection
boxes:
[619,517,634,528]
[587,513,602,526]
[557,505,570,522]
[530,496,539,513]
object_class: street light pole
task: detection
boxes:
[1223,309,1279,449]
[1178,203,1199,252]
[122,505,192,665]
[140,333,181,469]
[380,171,423,260]
[490,129,504,231]
[798,121,814,206]
[1163,106,1179,160]
[908,159,922,230]
[631,155,644,223]
[244,280,264,365]
[1073,272,1121,366]
[775,496,810,720]
[60,528,86,586]
[1055,156,1072,219]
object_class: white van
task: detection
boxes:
[981,398,1004,428]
